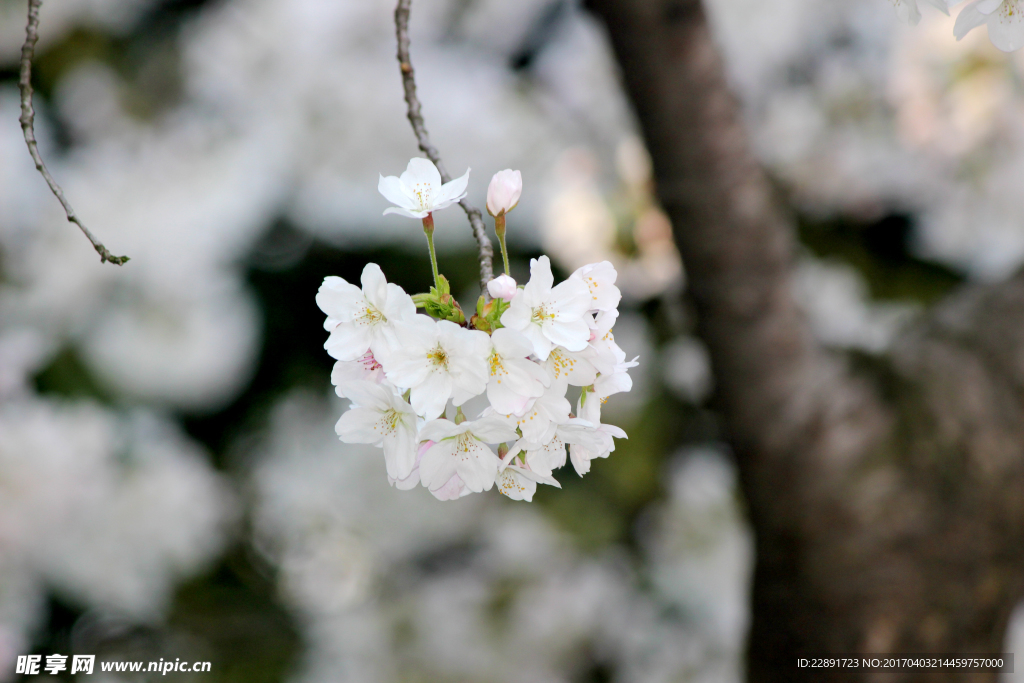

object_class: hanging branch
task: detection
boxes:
[394,0,493,291]
[18,0,128,266]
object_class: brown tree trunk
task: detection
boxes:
[584,0,1024,680]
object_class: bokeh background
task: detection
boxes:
[2,0,1024,680]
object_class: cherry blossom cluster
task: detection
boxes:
[894,0,1024,52]
[316,159,636,502]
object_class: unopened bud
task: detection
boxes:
[486,169,522,217]
[487,274,517,300]
[497,442,509,459]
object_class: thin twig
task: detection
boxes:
[394,0,493,291]
[19,0,128,266]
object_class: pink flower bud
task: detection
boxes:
[487,274,518,300]
[486,169,522,217]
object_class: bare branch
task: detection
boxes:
[394,0,493,292]
[18,0,128,266]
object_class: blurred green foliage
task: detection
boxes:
[798,212,964,304]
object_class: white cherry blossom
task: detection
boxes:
[594,357,640,400]
[384,316,491,420]
[496,462,561,502]
[334,382,419,482]
[504,419,607,477]
[586,309,639,398]
[955,0,1024,51]
[391,440,477,499]
[330,352,386,398]
[417,416,519,495]
[499,255,592,360]
[571,261,622,312]
[569,392,628,476]
[508,433,567,476]
[378,158,470,219]
[320,167,640,497]
[488,384,571,443]
[541,346,598,390]
[588,310,624,375]
[486,328,550,416]
[317,263,415,362]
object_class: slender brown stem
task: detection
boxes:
[394,0,492,292]
[18,0,128,266]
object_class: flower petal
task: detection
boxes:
[335,407,383,444]
[360,263,389,311]
[418,418,460,443]
[325,324,372,362]
[543,318,591,352]
[572,261,622,312]
[378,174,416,209]
[453,442,499,492]
[383,421,417,480]
[487,379,532,416]
[570,444,597,476]
[383,283,416,321]
[499,294,532,330]
[341,381,392,411]
[523,256,554,304]
[922,0,951,14]
[491,328,533,358]
[430,168,471,209]
[894,0,923,24]
[383,206,429,219]
[549,278,594,321]
[401,157,443,196]
[595,369,633,398]
[954,0,989,38]
[420,441,458,490]
[316,276,364,328]
[469,415,520,443]
[429,472,467,500]
[497,467,537,501]
[410,370,453,420]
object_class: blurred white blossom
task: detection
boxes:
[0,396,235,675]
[794,258,918,351]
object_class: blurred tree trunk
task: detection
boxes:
[586,0,1024,680]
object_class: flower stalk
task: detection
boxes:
[422,213,441,291]
[494,214,511,276]
[486,169,521,277]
